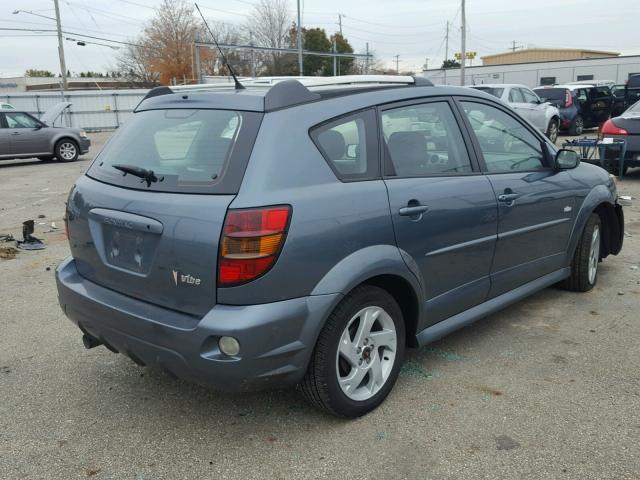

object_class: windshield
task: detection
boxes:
[472,87,504,99]
[87,109,262,194]
[534,88,565,102]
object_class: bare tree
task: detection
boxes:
[198,21,252,77]
[244,0,295,75]
[116,41,160,87]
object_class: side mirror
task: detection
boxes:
[34,124,43,130]
[556,149,580,170]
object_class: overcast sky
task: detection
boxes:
[0,0,638,77]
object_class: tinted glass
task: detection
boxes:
[508,88,524,103]
[381,102,472,176]
[472,87,504,99]
[521,88,540,104]
[87,109,262,194]
[535,88,565,101]
[462,102,546,172]
[311,109,378,181]
[627,75,640,88]
[5,112,39,128]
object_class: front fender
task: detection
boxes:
[565,184,616,265]
[311,244,423,299]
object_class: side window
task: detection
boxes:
[508,88,524,103]
[311,109,378,181]
[5,112,40,129]
[461,101,546,173]
[576,89,588,103]
[381,102,472,177]
[521,88,540,104]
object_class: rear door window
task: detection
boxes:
[508,88,525,103]
[381,101,473,177]
[310,109,379,181]
[87,109,262,194]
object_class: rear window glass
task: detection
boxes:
[87,109,262,194]
[535,88,565,101]
[472,87,504,99]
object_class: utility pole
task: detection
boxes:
[53,0,68,90]
[394,54,400,74]
[332,37,337,76]
[249,31,256,77]
[444,21,449,84]
[460,0,466,86]
[337,14,344,75]
[510,40,522,52]
[365,42,369,74]
[296,0,303,75]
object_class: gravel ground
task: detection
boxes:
[1,131,639,479]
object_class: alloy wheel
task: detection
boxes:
[59,142,77,160]
[588,225,600,284]
[335,306,397,402]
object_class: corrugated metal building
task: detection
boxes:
[481,48,619,65]
[421,54,640,88]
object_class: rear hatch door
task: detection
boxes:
[68,106,262,317]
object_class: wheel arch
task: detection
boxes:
[566,186,622,264]
[51,135,78,153]
[310,244,425,347]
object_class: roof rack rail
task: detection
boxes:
[137,75,434,111]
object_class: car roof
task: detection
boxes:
[470,84,528,89]
[135,76,494,114]
[535,85,590,91]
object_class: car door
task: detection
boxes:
[0,113,14,156]
[4,112,50,156]
[458,99,578,298]
[520,87,548,131]
[589,87,613,126]
[381,98,498,326]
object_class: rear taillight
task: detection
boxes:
[601,119,628,136]
[564,90,573,108]
[218,205,291,287]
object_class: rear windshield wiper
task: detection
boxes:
[112,164,164,187]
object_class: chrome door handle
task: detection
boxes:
[498,193,520,203]
[399,205,429,216]
[11,132,20,136]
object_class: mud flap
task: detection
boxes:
[611,203,624,255]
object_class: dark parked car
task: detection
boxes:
[625,74,640,107]
[534,84,613,135]
[601,100,640,173]
[0,102,90,162]
[56,76,624,417]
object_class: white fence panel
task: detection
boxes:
[2,89,149,130]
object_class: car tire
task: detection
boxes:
[300,285,405,418]
[55,139,79,162]
[546,118,559,143]
[559,213,601,292]
[569,115,584,136]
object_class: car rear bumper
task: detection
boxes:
[56,256,339,391]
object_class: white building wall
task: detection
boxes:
[423,55,640,88]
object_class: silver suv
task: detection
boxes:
[470,84,561,142]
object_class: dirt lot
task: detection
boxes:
[1,131,639,479]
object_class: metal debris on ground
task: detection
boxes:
[16,220,46,251]
[0,233,15,242]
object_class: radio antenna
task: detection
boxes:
[194,3,244,90]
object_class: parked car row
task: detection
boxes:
[472,75,640,138]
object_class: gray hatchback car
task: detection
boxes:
[56,76,624,417]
